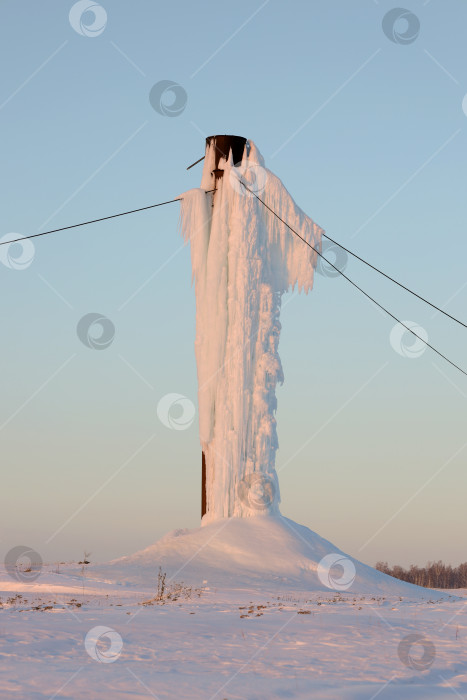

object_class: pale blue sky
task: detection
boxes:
[0,0,466,568]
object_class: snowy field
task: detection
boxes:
[1,518,466,699]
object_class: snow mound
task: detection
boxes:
[94,516,450,600]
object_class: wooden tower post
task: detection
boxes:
[200,134,247,520]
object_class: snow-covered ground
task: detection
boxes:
[1,517,466,699]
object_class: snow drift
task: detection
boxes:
[96,516,452,601]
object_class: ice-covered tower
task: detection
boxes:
[180,135,323,523]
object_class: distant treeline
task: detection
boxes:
[375,561,467,589]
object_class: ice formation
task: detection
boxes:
[179,139,323,522]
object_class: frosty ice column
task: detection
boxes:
[180,136,323,522]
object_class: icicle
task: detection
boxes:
[179,141,323,522]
